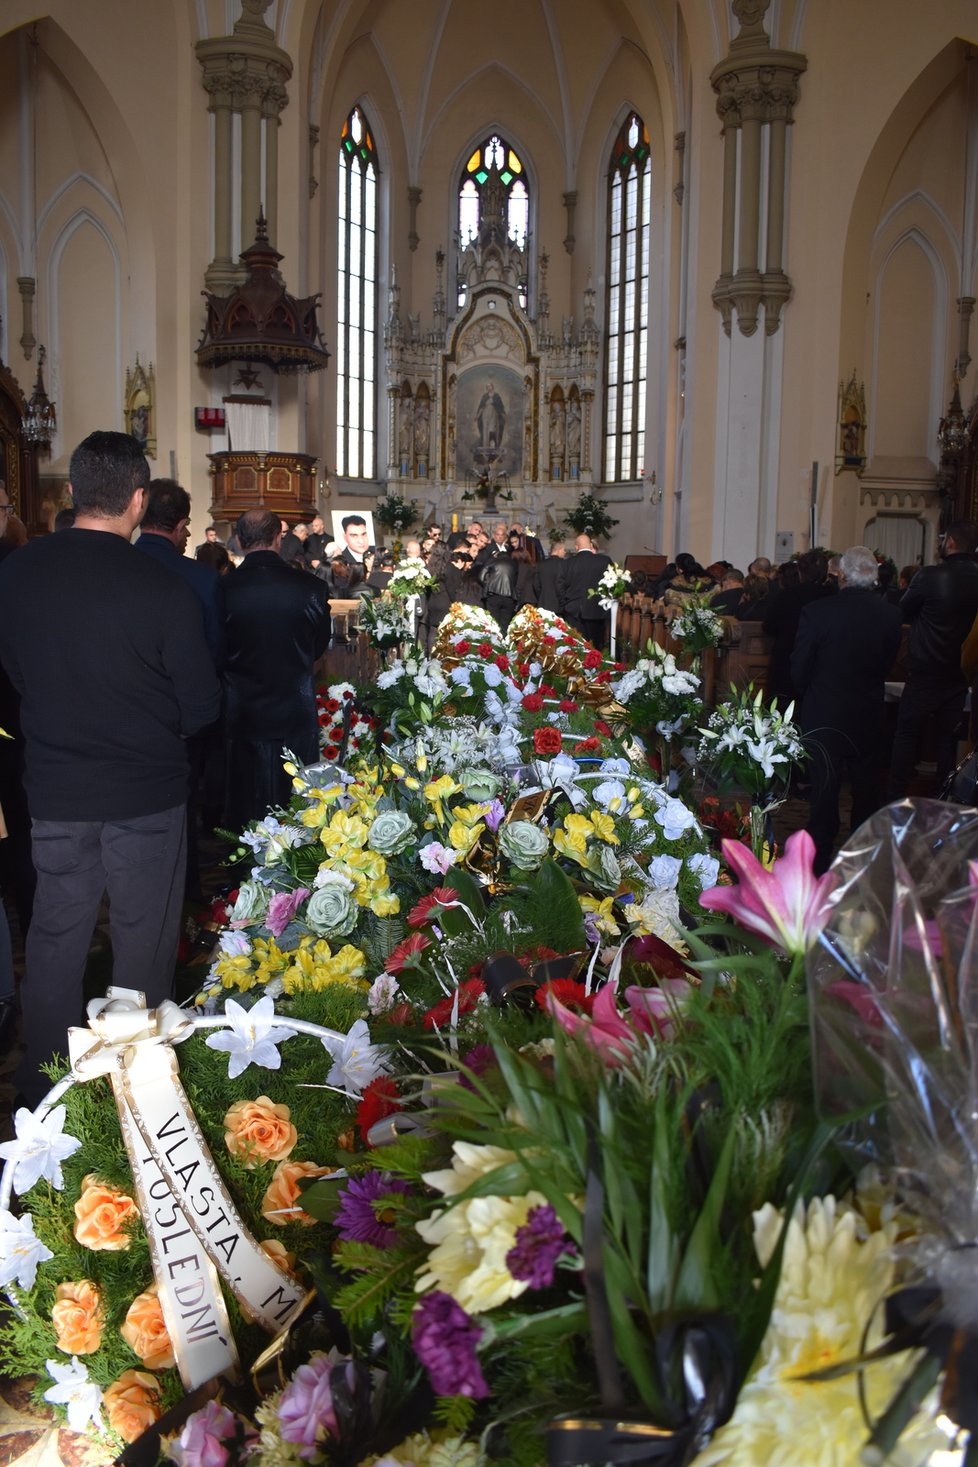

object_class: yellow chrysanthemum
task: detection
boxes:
[693,1197,942,1467]
[416,1143,548,1315]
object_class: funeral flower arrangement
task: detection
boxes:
[374,494,420,535]
[4,602,971,1466]
[697,684,804,800]
[386,557,437,599]
[587,562,632,610]
[669,595,727,656]
[316,684,378,764]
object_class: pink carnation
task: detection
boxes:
[266,887,310,937]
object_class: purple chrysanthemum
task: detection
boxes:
[277,1354,342,1458]
[411,1291,490,1399]
[334,1171,410,1248]
[506,1203,574,1289]
[460,1044,498,1091]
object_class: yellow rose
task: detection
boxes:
[120,1287,174,1371]
[52,1280,103,1355]
[262,1160,335,1226]
[103,1370,161,1443]
[224,1096,298,1168]
[73,1175,139,1252]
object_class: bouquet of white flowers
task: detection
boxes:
[669,594,726,655]
[697,686,805,857]
[588,561,632,611]
[612,642,703,742]
[359,594,413,649]
[387,555,437,598]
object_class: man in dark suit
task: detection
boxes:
[136,479,225,668]
[791,545,902,874]
[536,542,568,615]
[562,534,612,647]
[223,508,331,830]
[339,513,370,566]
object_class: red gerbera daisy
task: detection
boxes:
[407,887,458,928]
[385,933,431,975]
[534,979,595,1015]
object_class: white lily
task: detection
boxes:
[0,1104,82,1194]
[43,1357,103,1434]
[0,1208,54,1289]
[204,994,298,1079]
[320,1018,389,1096]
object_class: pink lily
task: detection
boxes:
[699,829,837,957]
[546,979,693,1064]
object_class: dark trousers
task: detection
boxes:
[573,615,608,649]
[805,727,883,875]
[887,675,967,801]
[224,726,319,834]
[485,595,517,633]
[18,804,187,1104]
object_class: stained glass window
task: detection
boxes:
[337,105,378,479]
[457,133,529,305]
[603,113,650,483]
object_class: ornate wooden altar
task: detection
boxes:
[0,357,40,536]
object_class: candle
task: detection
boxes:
[451,512,458,531]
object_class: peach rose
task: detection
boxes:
[73,1173,138,1252]
[51,1279,103,1355]
[224,1095,298,1169]
[261,1160,334,1227]
[120,1286,174,1371]
[260,1238,297,1274]
[103,1369,161,1443]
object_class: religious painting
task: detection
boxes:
[456,363,524,486]
[330,508,377,557]
[124,357,156,459]
[837,371,866,470]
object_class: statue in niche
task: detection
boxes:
[550,399,566,458]
[476,378,506,452]
[566,397,581,459]
[398,398,414,459]
[414,397,431,459]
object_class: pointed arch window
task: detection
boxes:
[603,113,650,483]
[337,105,378,479]
[457,133,529,305]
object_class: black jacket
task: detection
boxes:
[536,555,567,614]
[0,529,220,820]
[563,549,612,620]
[482,554,517,599]
[763,581,834,700]
[791,587,902,741]
[901,553,978,682]
[224,551,331,742]
[135,531,226,670]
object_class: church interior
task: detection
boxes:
[0,0,977,572]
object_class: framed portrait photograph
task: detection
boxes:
[330,508,377,561]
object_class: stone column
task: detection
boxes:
[197,0,292,284]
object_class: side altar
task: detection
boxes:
[384,160,598,534]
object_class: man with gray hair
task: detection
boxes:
[791,545,902,873]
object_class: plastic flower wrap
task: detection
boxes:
[808,798,978,1450]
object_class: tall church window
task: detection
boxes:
[603,113,650,483]
[337,106,378,479]
[457,134,528,305]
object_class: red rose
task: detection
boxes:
[559,699,579,713]
[574,737,601,754]
[521,692,544,712]
[407,887,458,929]
[455,640,471,655]
[533,727,563,755]
[584,649,603,670]
[385,933,431,975]
[423,979,485,1031]
[357,1076,403,1144]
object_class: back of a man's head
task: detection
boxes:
[236,508,281,551]
[142,479,191,532]
[946,521,978,555]
[798,549,828,584]
[69,432,150,518]
[840,545,878,589]
[748,556,772,578]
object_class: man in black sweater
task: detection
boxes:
[223,508,331,830]
[0,431,220,1103]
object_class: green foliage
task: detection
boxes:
[563,491,619,541]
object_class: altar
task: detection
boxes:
[383,158,598,538]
